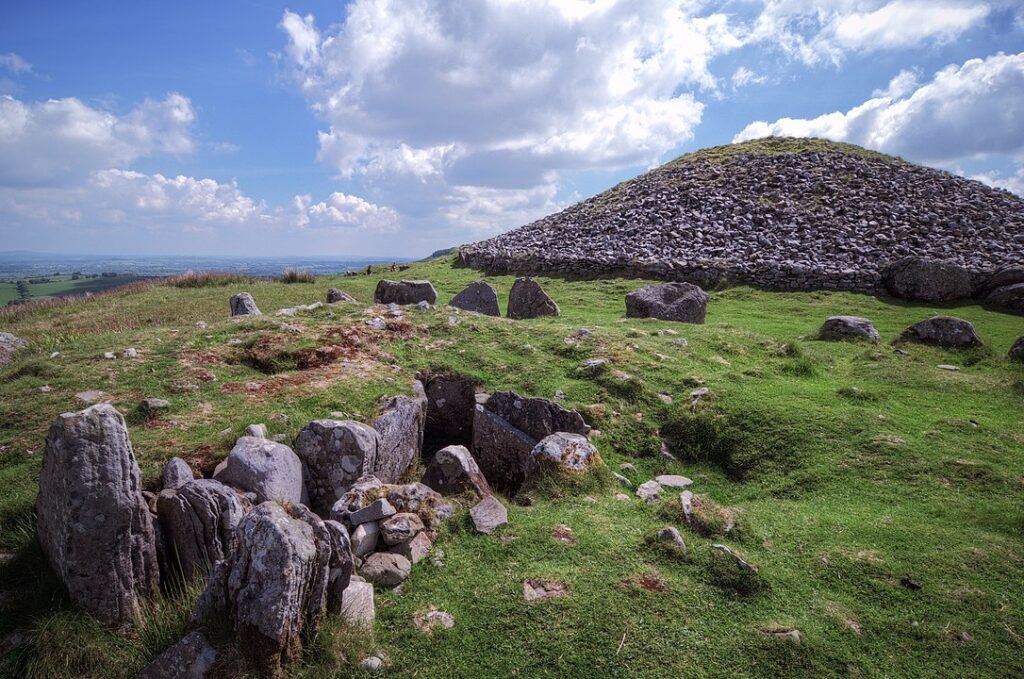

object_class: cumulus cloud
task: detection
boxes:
[0,92,196,186]
[292,192,400,231]
[279,0,743,231]
[734,52,1024,163]
[748,1,991,65]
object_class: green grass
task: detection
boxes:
[0,275,151,305]
[664,137,908,168]
[1,256,1022,677]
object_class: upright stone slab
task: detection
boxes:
[374,279,438,305]
[372,382,427,484]
[213,436,308,506]
[36,404,159,627]
[157,479,249,582]
[449,280,500,316]
[625,282,708,323]
[229,292,261,316]
[507,277,559,319]
[422,372,479,455]
[294,420,380,515]
[471,405,539,492]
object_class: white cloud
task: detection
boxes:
[871,68,920,98]
[748,1,991,65]
[292,191,400,231]
[972,165,1024,196]
[0,53,31,74]
[731,66,766,89]
[734,52,1024,163]
[279,0,743,231]
[0,92,196,186]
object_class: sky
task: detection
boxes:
[0,0,1022,258]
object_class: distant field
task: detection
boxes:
[0,275,151,305]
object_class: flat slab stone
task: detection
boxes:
[470,495,508,534]
[655,474,693,489]
[340,580,375,628]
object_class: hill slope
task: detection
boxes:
[460,138,1024,291]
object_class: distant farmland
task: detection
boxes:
[0,274,151,306]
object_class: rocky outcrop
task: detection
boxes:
[138,631,219,679]
[229,292,261,316]
[214,436,308,506]
[818,316,881,342]
[458,139,1024,293]
[449,281,500,316]
[625,282,708,323]
[37,404,159,627]
[421,445,492,498]
[157,479,249,582]
[986,283,1024,311]
[881,257,975,302]
[507,277,559,319]
[900,316,983,348]
[294,420,380,515]
[194,502,345,676]
[372,383,427,484]
[326,288,356,303]
[0,331,26,366]
[374,280,438,305]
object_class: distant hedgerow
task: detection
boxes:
[170,272,254,288]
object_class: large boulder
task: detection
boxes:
[625,282,708,323]
[37,404,159,627]
[818,316,881,342]
[1009,337,1024,363]
[422,372,478,455]
[138,631,219,679]
[374,279,438,305]
[985,283,1024,311]
[485,391,590,441]
[193,503,340,676]
[157,479,249,583]
[421,444,492,498]
[471,406,539,492]
[229,292,261,316]
[0,331,26,367]
[294,420,380,515]
[977,266,1024,297]
[449,281,500,316]
[881,257,974,302]
[530,433,600,473]
[214,436,308,507]
[371,382,427,484]
[900,316,983,348]
[507,277,559,319]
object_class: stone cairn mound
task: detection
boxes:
[459,138,1024,299]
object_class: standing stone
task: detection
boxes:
[507,277,559,319]
[294,420,380,515]
[818,316,881,342]
[341,579,376,628]
[471,405,539,492]
[229,292,261,316]
[881,257,974,302]
[157,479,248,582]
[0,331,25,367]
[625,282,708,323]
[422,373,479,455]
[421,444,492,498]
[374,280,438,305]
[470,495,508,534]
[194,503,334,676]
[36,404,159,627]
[900,316,983,348]
[162,457,195,490]
[1009,337,1024,363]
[214,436,308,506]
[326,288,356,304]
[449,281,500,316]
[372,382,427,484]
[324,519,354,614]
[138,630,219,679]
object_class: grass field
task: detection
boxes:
[0,275,151,306]
[0,257,1022,677]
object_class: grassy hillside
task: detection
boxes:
[0,274,151,306]
[1,257,1022,677]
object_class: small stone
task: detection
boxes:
[553,390,566,401]
[361,552,411,587]
[657,392,673,403]
[619,463,638,473]
[229,292,261,316]
[75,390,109,404]
[50,351,61,359]
[195,321,207,329]
[379,512,424,546]
[161,457,194,490]
[350,522,380,558]
[140,397,170,414]
[690,387,710,399]
[243,423,267,438]
[614,493,631,502]
[655,526,687,550]
[937,364,960,371]
[270,413,289,424]
[636,480,662,503]
[137,630,218,679]
[758,627,802,642]
[350,499,397,526]
[448,315,461,326]
[655,474,693,489]
[523,579,569,602]
[361,656,384,673]
[38,385,52,392]
[366,317,387,330]
[327,288,356,304]
[102,351,116,360]
[390,531,432,564]
[123,348,139,359]
[416,300,430,310]
[614,472,632,487]
[413,608,455,634]
[470,495,508,534]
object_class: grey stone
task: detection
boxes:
[294,420,380,515]
[818,316,881,342]
[162,457,195,490]
[103,351,116,360]
[986,282,1024,311]
[485,391,590,442]
[374,279,438,305]
[349,499,397,526]
[138,630,218,679]
[385,483,454,529]
[229,292,261,316]
[37,404,159,627]
[244,423,267,438]
[413,608,455,634]
[390,531,432,564]
[613,472,632,487]
[324,519,354,614]
[380,512,424,546]
[1009,337,1024,363]
[421,444,492,498]
[449,280,500,316]
[636,480,661,503]
[365,317,387,330]
[881,257,974,302]
[329,475,385,524]
[471,405,538,492]
[341,579,375,628]
[141,397,171,415]
[423,373,479,454]
[530,433,600,473]
[350,522,380,558]
[360,552,411,587]
[123,347,139,358]
[625,282,708,323]
[327,287,356,304]
[157,479,248,582]
[361,656,384,672]
[655,526,687,551]
[213,436,308,506]
[470,495,508,534]
[0,332,25,367]
[372,382,427,484]
[655,474,693,489]
[416,300,431,310]
[900,316,982,348]
[507,277,559,319]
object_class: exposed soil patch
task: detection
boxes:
[523,579,569,601]
[621,573,668,593]
[551,524,575,545]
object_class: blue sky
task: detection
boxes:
[1,1,1022,258]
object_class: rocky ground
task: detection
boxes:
[460,138,1024,292]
